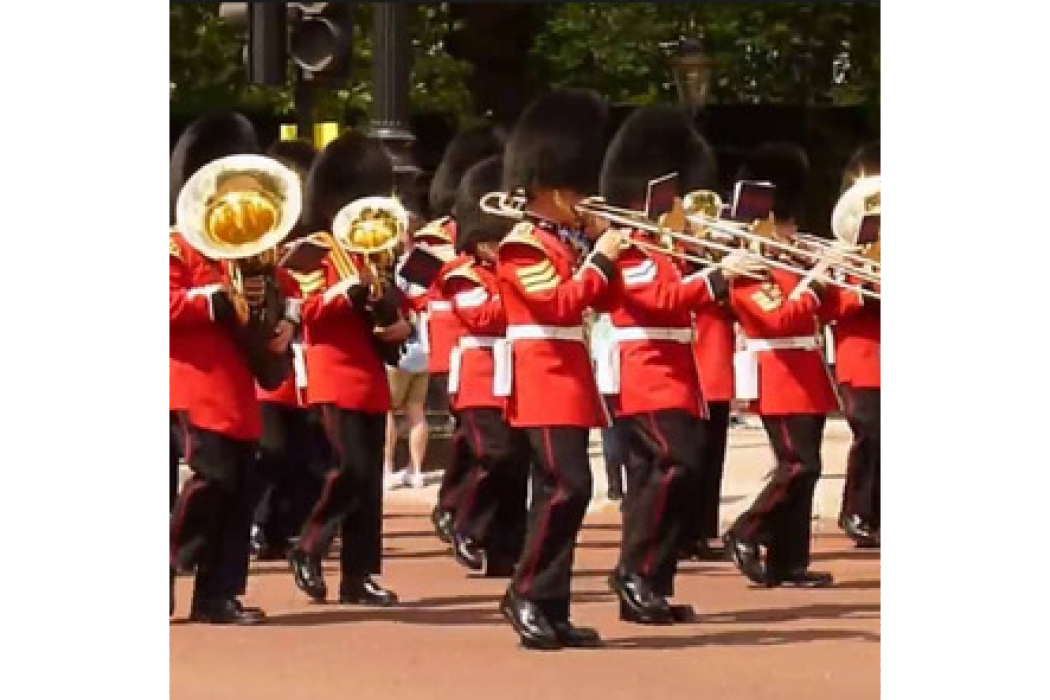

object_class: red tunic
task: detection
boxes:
[495,222,612,428]
[426,253,471,374]
[443,260,506,411]
[301,254,391,413]
[169,232,262,440]
[823,283,880,389]
[595,233,722,418]
[729,268,839,416]
[693,303,736,403]
[256,269,304,407]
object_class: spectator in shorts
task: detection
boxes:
[383,300,431,490]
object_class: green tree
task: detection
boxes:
[531,2,879,108]
[170,3,474,125]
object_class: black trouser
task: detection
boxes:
[685,401,731,542]
[618,410,707,597]
[170,411,185,513]
[601,396,627,497]
[729,414,826,576]
[839,385,880,528]
[252,402,324,547]
[453,408,530,562]
[510,426,592,623]
[437,404,475,515]
[299,406,386,581]
[170,417,259,604]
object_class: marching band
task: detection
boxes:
[169,88,881,649]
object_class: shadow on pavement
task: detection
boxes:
[606,627,880,650]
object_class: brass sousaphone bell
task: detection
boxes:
[176,154,303,322]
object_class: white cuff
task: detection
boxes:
[187,284,223,321]
[322,276,361,305]
[284,298,303,324]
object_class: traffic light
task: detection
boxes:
[218,2,286,86]
[288,3,353,83]
[218,3,353,86]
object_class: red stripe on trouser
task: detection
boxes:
[170,479,206,569]
[178,412,193,463]
[517,428,560,597]
[641,413,674,576]
[739,419,803,542]
[840,388,860,516]
[455,413,487,530]
[300,406,344,554]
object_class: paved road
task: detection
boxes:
[171,418,877,700]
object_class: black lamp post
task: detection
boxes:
[371,2,422,198]
[668,37,714,115]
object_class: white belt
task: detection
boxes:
[595,326,693,395]
[492,325,585,397]
[505,324,585,342]
[448,335,502,395]
[611,326,694,344]
[428,300,453,313]
[745,336,820,352]
[292,342,307,390]
[458,335,500,349]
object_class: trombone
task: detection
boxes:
[575,196,879,299]
[479,191,767,280]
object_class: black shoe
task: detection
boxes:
[767,569,834,588]
[669,603,698,623]
[339,575,398,607]
[288,546,327,602]
[609,570,673,625]
[189,598,266,625]
[840,515,878,548]
[431,507,454,544]
[250,527,266,557]
[607,488,623,502]
[552,621,603,648]
[499,590,561,651]
[723,531,767,585]
[452,532,485,572]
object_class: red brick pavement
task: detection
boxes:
[170,503,880,700]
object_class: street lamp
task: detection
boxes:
[668,37,714,113]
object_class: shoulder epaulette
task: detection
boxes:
[499,221,546,253]
[414,217,454,245]
[169,232,182,261]
[444,261,482,286]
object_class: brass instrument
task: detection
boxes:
[175,154,302,388]
[176,154,302,322]
[331,195,408,301]
[480,190,765,279]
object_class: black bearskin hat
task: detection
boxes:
[737,142,811,222]
[599,104,717,209]
[502,88,609,198]
[303,131,395,231]
[453,156,508,254]
[169,112,259,223]
[842,141,880,192]
[267,139,319,179]
[429,125,504,217]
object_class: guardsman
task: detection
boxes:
[287,133,411,607]
[440,155,530,577]
[170,114,298,624]
[722,143,840,588]
[594,105,760,624]
[829,142,881,548]
[495,88,624,650]
[422,126,504,542]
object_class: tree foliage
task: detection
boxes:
[171,2,879,123]
[532,2,879,108]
